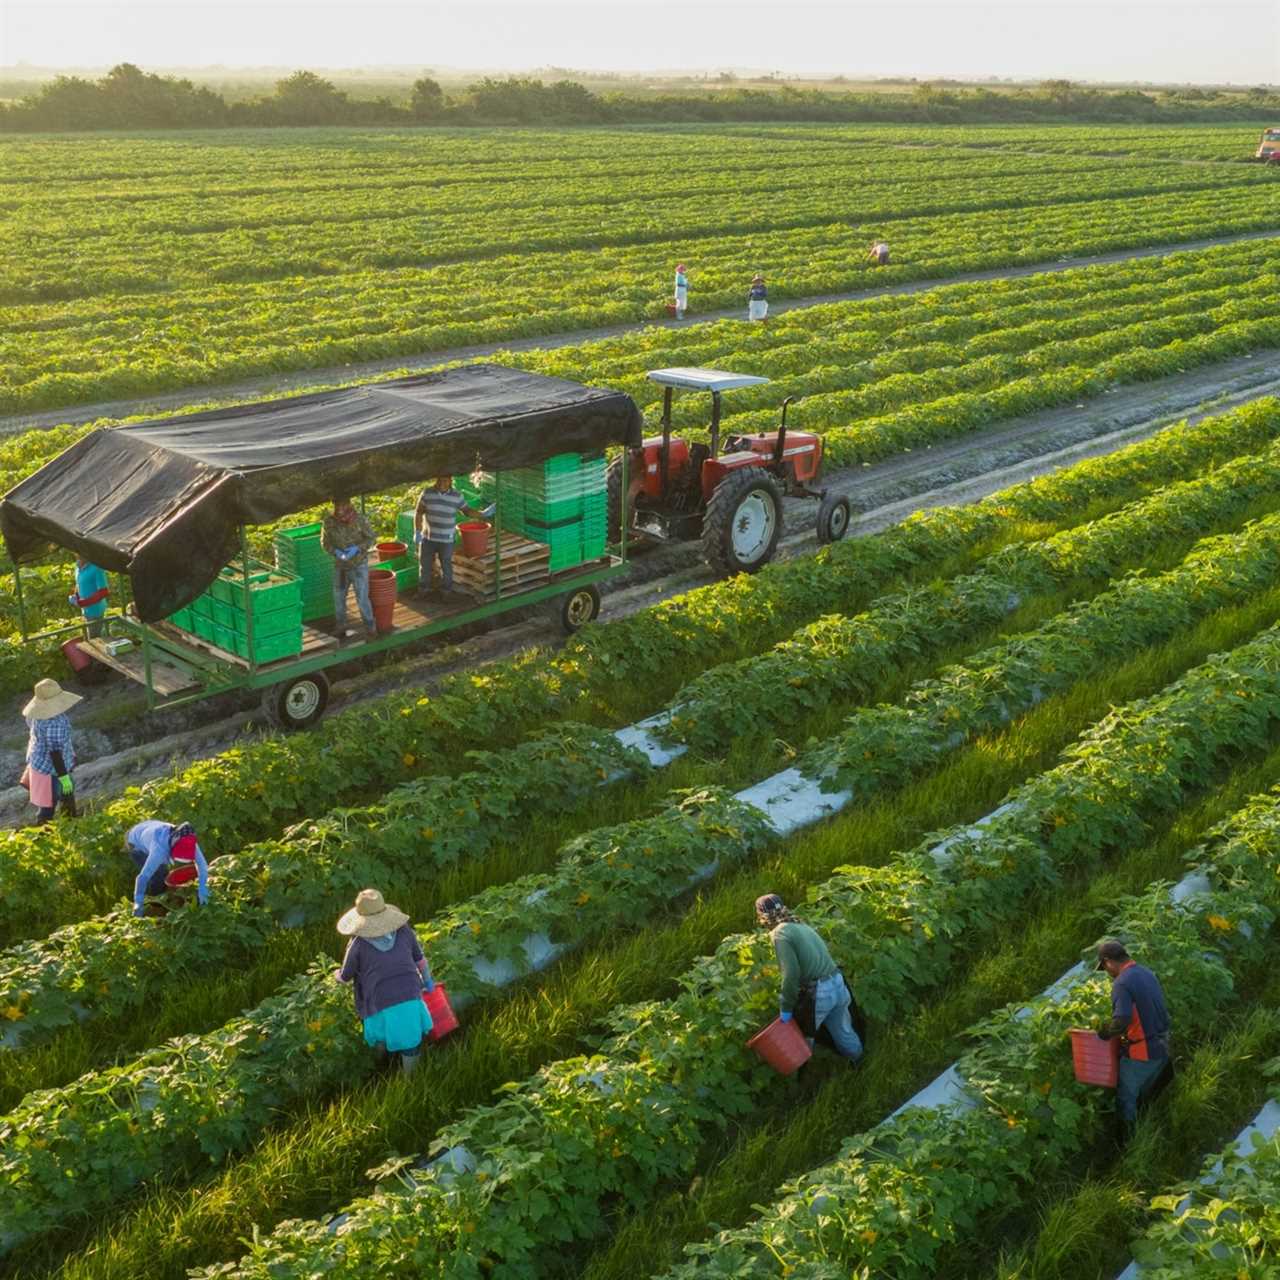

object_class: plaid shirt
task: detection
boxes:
[26,713,74,775]
[320,510,375,567]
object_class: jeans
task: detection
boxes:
[811,972,863,1062]
[419,539,454,590]
[128,844,170,897]
[1117,1055,1168,1126]
[333,560,374,631]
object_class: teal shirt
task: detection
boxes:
[771,921,837,1013]
[74,562,109,620]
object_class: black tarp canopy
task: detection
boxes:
[0,365,643,620]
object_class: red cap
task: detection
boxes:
[171,833,198,862]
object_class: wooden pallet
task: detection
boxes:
[451,533,550,596]
[79,638,199,696]
[152,620,338,669]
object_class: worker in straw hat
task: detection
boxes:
[19,678,82,824]
[747,273,768,322]
[335,888,436,1074]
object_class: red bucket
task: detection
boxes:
[746,1016,812,1076]
[665,302,679,317]
[61,639,93,673]
[458,521,491,557]
[376,540,407,561]
[1070,1028,1119,1088]
[423,983,460,1041]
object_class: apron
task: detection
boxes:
[20,766,54,809]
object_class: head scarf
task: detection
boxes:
[755,893,798,928]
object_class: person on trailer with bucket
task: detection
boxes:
[415,475,489,600]
[756,893,863,1064]
[1094,937,1172,1138]
[321,496,377,641]
[19,678,81,825]
[336,888,437,1075]
[126,820,210,917]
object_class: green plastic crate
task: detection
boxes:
[192,613,215,642]
[228,627,303,664]
[167,606,193,630]
[229,602,302,641]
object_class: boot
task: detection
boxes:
[399,1048,421,1076]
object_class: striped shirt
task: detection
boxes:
[26,713,74,775]
[416,488,468,542]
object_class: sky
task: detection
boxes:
[1,0,1277,85]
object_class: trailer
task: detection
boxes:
[0,365,642,729]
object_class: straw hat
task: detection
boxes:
[752,273,765,282]
[23,678,83,720]
[337,888,410,938]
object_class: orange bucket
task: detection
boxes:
[423,984,460,1041]
[376,540,407,561]
[458,521,491,557]
[1070,1028,1119,1087]
[746,1016,812,1076]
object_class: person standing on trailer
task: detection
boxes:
[747,273,768,322]
[336,888,435,1075]
[321,496,377,640]
[1095,938,1172,1137]
[19,678,81,825]
[868,239,890,267]
[756,893,863,1063]
[673,263,689,319]
[68,557,110,637]
[415,475,487,599]
[126,819,210,917]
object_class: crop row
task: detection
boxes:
[189,612,1280,1277]
[9,491,1280,1249]
[9,392,1274,949]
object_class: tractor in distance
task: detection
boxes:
[1256,126,1280,163]
[607,367,851,576]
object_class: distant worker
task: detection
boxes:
[868,239,890,267]
[69,557,110,637]
[674,263,689,319]
[415,475,489,599]
[336,888,435,1075]
[1094,938,1172,1137]
[748,273,768,322]
[321,496,377,640]
[756,893,863,1063]
[126,820,209,917]
[19,678,81,825]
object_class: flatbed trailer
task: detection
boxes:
[1,365,640,729]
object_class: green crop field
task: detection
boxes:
[4,120,1280,1280]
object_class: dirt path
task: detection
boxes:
[4,351,1276,825]
[4,226,1278,438]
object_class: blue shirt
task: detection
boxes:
[1111,962,1170,1061]
[73,562,110,620]
[26,713,74,775]
[126,819,209,913]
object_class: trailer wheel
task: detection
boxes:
[816,491,851,545]
[549,584,601,634]
[703,468,783,576]
[262,671,330,731]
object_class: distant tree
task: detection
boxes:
[410,76,445,120]
[267,70,349,125]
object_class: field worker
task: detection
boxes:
[415,475,488,599]
[747,273,769,322]
[126,820,209,917]
[756,893,863,1063]
[321,496,376,640]
[69,557,110,637]
[868,239,890,267]
[336,888,435,1074]
[673,263,689,318]
[1094,938,1172,1136]
[19,678,81,825]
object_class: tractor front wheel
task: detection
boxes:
[703,468,783,576]
[816,491,851,545]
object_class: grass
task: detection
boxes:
[21,577,1280,1280]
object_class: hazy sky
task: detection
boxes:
[2,0,1277,84]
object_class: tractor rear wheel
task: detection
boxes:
[816,491,851,545]
[703,468,783,576]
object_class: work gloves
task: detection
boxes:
[779,1010,793,1023]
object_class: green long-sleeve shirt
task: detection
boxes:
[771,921,838,1013]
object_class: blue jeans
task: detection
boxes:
[333,560,374,630]
[419,539,454,590]
[812,972,863,1062]
[1117,1055,1168,1126]
[128,844,169,897]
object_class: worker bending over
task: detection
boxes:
[756,893,863,1063]
[868,240,890,267]
[1095,937,1171,1136]
[126,820,210,917]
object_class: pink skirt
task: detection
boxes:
[20,767,53,809]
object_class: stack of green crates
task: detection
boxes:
[274,523,333,623]
[169,557,304,665]
[501,453,608,572]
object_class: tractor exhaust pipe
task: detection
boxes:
[772,397,795,468]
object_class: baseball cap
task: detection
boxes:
[1095,938,1130,970]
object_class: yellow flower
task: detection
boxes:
[2,1005,22,1021]
[402,753,416,768]
[859,1229,878,1245]
[421,827,434,840]
[306,1019,325,1033]
[1206,914,1234,932]
[576,892,591,906]
[469,922,482,936]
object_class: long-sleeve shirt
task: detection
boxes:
[127,819,210,912]
[72,562,110,619]
[748,283,768,301]
[320,510,375,567]
[770,921,837,1013]
[338,927,431,1020]
[1105,961,1170,1061]
[26,713,74,775]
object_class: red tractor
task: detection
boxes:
[607,367,850,576]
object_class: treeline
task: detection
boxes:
[2,63,1277,133]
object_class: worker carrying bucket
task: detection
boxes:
[126,820,210,917]
[746,893,864,1075]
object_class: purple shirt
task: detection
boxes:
[338,926,426,1020]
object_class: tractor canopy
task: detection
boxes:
[0,364,643,620]
[646,368,770,393]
